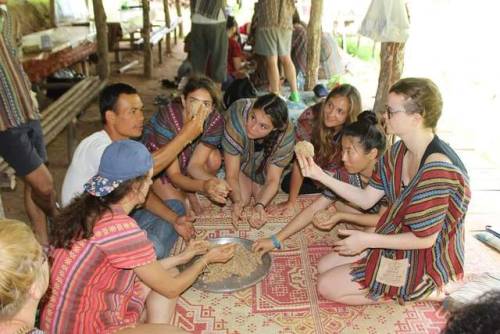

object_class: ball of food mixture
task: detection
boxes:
[294,140,315,158]
[312,209,331,226]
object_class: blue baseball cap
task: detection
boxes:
[84,140,153,197]
[313,84,329,98]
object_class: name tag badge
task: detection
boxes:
[375,256,409,287]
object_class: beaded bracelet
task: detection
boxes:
[271,234,282,249]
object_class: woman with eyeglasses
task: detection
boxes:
[223,93,295,229]
[142,75,230,216]
[0,219,49,334]
[298,78,470,305]
[270,83,362,217]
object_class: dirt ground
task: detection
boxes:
[1,41,188,223]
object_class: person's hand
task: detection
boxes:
[180,103,210,140]
[203,178,231,204]
[248,204,266,229]
[205,243,236,264]
[267,201,298,217]
[180,239,209,263]
[296,155,325,182]
[313,211,342,231]
[251,238,275,258]
[173,215,196,241]
[332,229,369,256]
[231,202,245,229]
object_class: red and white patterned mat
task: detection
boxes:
[170,194,489,334]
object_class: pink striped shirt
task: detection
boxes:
[41,209,156,334]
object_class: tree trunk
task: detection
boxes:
[49,0,57,27]
[175,0,183,38]
[143,0,152,78]
[305,0,323,91]
[92,0,109,80]
[163,0,172,54]
[372,42,405,116]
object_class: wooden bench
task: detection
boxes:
[112,16,183,66]
[133,25,170,64]
[0,76,107,217]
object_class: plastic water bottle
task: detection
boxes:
[297,71,305,91]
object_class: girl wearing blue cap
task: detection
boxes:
[271,84,362,216]
[42,140,235,334]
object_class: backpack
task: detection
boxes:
[223,77,257,109]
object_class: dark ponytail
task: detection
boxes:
[253,93,289,174]
[50,175,147,249]
[343,110,386,156]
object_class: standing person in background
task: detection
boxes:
[253,0,300,102]
[0,1,57,245]
[189,0,228,88]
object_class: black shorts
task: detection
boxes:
[0,120,47,176]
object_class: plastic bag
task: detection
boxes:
[358,0,410,43]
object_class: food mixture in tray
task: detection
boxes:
[202,244,263,283]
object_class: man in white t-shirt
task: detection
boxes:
[61,83,214,258]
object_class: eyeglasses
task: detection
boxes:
[384,105,405,119]
[187,96,213,110]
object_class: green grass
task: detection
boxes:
[336,36,380,62]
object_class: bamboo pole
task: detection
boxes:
[92,0,110,79]
[163,0,172,54]
[143,0,152,78]
[175,0,183,38]
[305,0,323,90]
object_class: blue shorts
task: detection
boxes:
[0,120,47,176]
[131,199,185,259]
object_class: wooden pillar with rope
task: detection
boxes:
[372,42,405,116]
[92,0,110,80]
[143,0,152,78]
[163,0,172,54]
[175,0,183,38]
[305,0,324,90]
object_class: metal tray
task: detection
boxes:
[182,237,272,293]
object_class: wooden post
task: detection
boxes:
[92,0,110,79]
[49,0,57,27]
[305,0,323,91]
[163,0,172,54]
[0,193,4,219]
[372,42,405,116]
[175,0,183,38]
[67,117,78,162]
[143,0,152,78]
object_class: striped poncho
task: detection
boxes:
[222,98,295,185]
[351,138,471,302]
[142,100,224,182]
[0,8,39,131]
[41,209,156,333]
